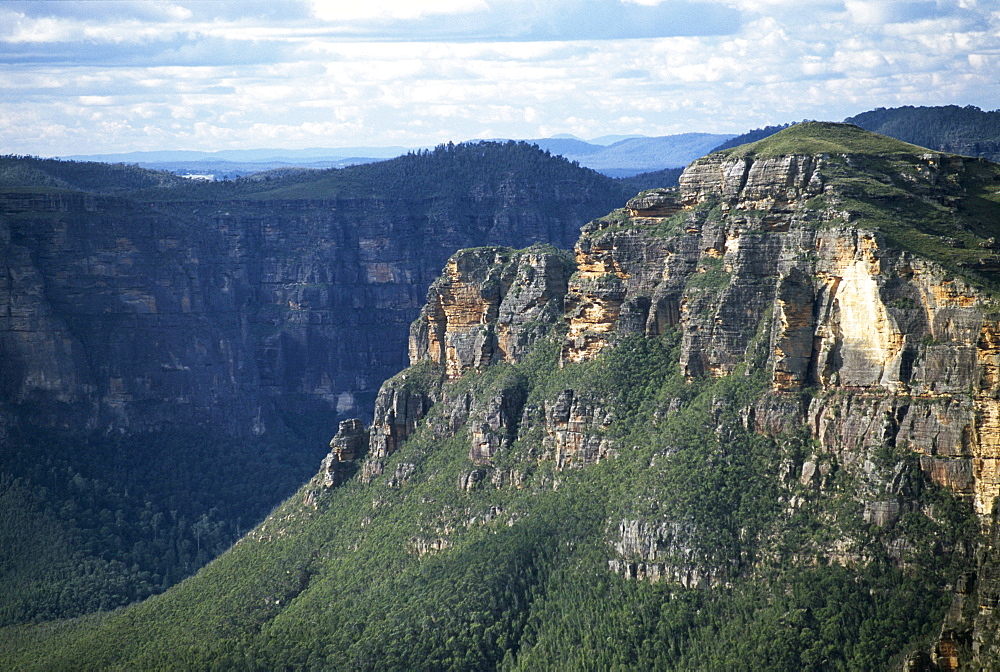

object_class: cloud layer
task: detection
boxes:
[2,0,998,155]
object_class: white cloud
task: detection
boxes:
[0,0,998,155]
[307,0,489,21]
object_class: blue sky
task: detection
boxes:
[2,0,998,156]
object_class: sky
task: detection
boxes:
[2,0,999,156]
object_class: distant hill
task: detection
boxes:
[845,105,1000,162]
[533,132,735,176]
[711,106,1000,163]
[65,134,734,181]
[614,166,685,192]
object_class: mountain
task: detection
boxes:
[710,105,1000,163]
[7,122,1000,669]
[62,134,734,181]
[589,133,646,145]
[846,105,1000,163]
[532,132,735,176]
[0,141,638,624]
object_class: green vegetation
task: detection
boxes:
[0,424,326,627]
[615,167,685,193]
[686,255,730,290]
[823,153,1000,292]
[0,322,976,670]
[846,105,1000,157]
[3,115,997,670]
[721,121,931,158]
[710,122,796,153]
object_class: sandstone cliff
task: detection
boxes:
[347,122,1000,669]
[0,149,624,443]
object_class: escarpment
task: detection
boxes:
[391,124,1000,517]
[551,126,1000,521]
[352,123,1000,668]
[0,153,622,442]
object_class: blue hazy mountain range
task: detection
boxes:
[65,133,735,179]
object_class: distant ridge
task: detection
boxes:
[531,132,734,176]
[712,106,1000,162]
[64,133,734,180]
[61,147,416,179]
[64,146,412,163]
[846,104,1000,162]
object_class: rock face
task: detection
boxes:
[0,154,622,443]
[539,390,615,469]
[361,374,439,482]
[556,137,1000,522]
[316,418,368,489]
[408,245,572,378]
[608,519,727,588]
[392,126,1000,521]
[358,123,1000,668]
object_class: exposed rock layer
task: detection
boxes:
[385,128,1000,668]
[1,178,618,440]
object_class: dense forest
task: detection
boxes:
[0,425,322,625]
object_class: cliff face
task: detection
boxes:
[553,141,1000,522]
[408,246,572,378]
[0,164,621,443]
[359,123,1000,668]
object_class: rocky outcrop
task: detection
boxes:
[561,213,682,364]
[388,126,1000,525]
[539,390,615,469]
[361,373,439,482]
[626,188,682,217]
[468,383,528,464]
[608,519,730,588]
[315,418,368,489]
[679,153,825,213]
[409,245,571,378]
